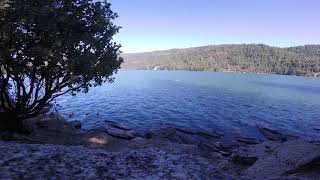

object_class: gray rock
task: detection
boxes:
[105,121,132,131]
[243,139,320,179]
[198,141,232,157]
[132,137,145,142]
[0,141,234,179]
[170,131,199,144]
[219,134,240,150]
[232,141,281,166]
[152,127,213,145]
[106,128,136,140]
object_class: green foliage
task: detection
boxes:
[0,0,122,119]
[122,44,320,76]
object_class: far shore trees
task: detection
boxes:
[122,44,320,76]
[0,0,123,132]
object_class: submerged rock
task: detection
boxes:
[218,134,241,150]
[196,131,223,139]
[69,120,82,129]
[233,136,260,145]
[257,126,298,142]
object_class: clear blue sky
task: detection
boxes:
[108,0,320,53]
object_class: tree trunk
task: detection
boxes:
[0,112,30,134]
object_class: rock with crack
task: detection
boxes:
[242,139,320,179]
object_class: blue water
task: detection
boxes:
[57,70,320,139]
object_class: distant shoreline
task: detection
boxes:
[121,44,320,78]
[120,68,320,78]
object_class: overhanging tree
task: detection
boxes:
[0,0,122,130]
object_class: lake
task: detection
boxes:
[57,70,320,139]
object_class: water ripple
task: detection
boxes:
[57,70,320,139]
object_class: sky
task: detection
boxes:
[107,0,320,53]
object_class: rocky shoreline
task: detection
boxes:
[0,112,319,179]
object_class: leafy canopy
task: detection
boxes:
[0,0,123,119]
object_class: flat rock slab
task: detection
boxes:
[243,139,320,179]
[0,141,233,179]
[106,128,136,140]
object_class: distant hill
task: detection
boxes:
[121,44,320,76]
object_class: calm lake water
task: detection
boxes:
[57,70,320,139]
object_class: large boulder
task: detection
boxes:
[242,139,320,179]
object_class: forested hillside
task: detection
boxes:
[121,44,320,76]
